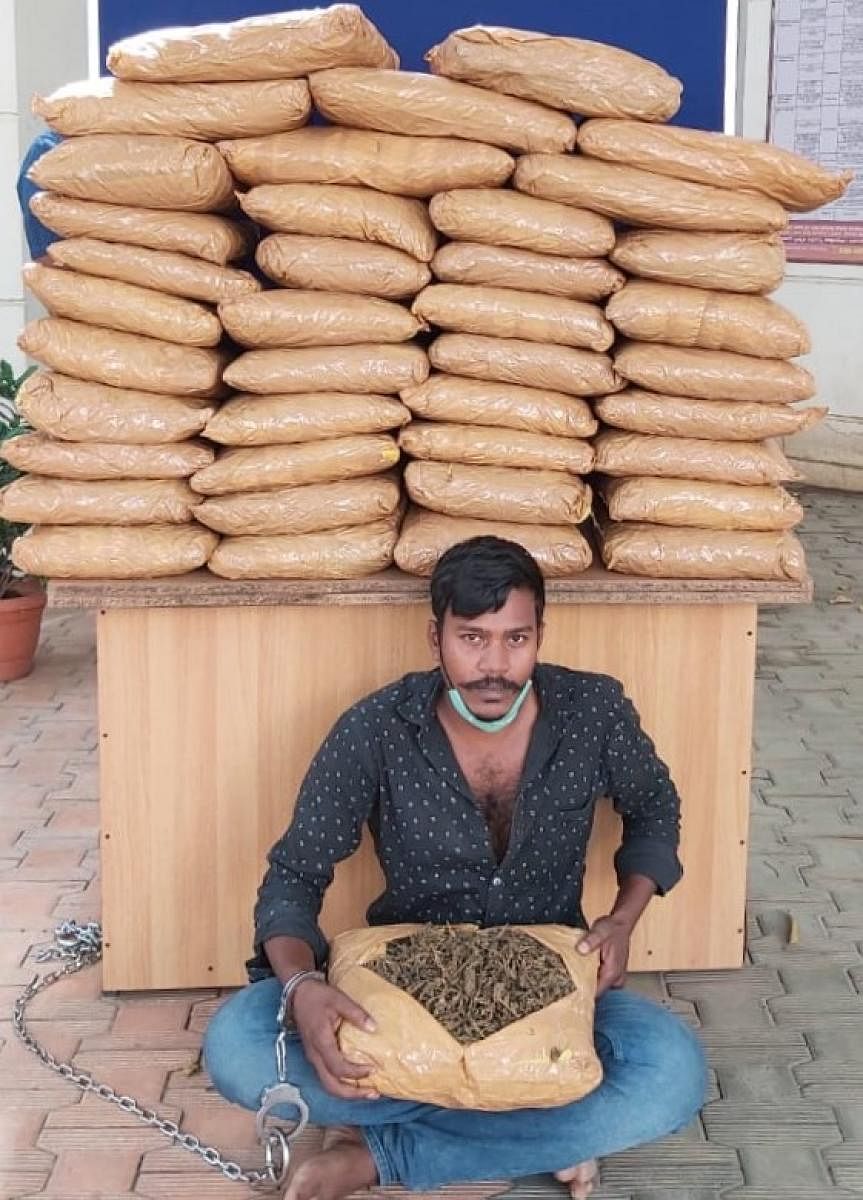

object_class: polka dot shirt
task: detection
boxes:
[247,664,682,979]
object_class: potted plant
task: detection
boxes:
[0,358,44,681]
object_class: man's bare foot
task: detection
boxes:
[554,1158,599,1199]
[283,1126,378,1200]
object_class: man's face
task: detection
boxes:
[429,586,543,720]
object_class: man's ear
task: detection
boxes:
[427,618,441,661]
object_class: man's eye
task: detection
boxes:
[462,633,482,644]
[509,634,528,645]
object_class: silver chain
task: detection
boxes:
[13,920,295,1192]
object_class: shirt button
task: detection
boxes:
[491,876,503,887]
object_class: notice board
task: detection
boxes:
[98,0,728,132]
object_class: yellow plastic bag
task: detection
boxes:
[208,517,400,580]
[429,189,614,257]
[0,476,199,526]
[405,460,592,525]
[204,393,409,445]
[610,230,785,295]
[432,242,624,301]
[194,473,401,535]
[225,344,429,396]
[257,235,430,299]
[400,421,594,474]
[218,291,423,349]
[593,429,799,486]
[2,432,213,480]
[600,477,803,532]
[600,521,807,582]
[190,434,400,495]
[330,923,602,1109]
[12,523,218,579]
[429,334,618,397]
[595,389,826,442]
[401,375,597,438]
[614,342,816,405]
[414,284,612,351]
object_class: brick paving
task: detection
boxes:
[0,485,860,1200]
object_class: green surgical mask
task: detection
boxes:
[446,679,533,733]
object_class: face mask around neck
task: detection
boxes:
[446,679,533,733]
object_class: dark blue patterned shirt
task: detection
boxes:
[248,664,682,979]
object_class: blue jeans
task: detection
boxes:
[204,978,707,1190]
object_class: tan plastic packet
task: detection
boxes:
[331,923,602,1109]
[599,521,807,582]
[29,134,235,213]
[595,389,826,442]
[401,375,597,438]
[30,192,252,265]
[240,184,437,261]
[578,119,853,213]
[204,392,410,445]
[414,284,612,351]
[614,341,816,405]
[309,68,576,154]
[257,235,430,299]
[600,476,804,531]
[2,432,213,481]
[395,507,592,577]
[429,190,614,257]
[17,372,213,444]
[33,77,311,140]
[432,242,624,301]
[400,421,594,474]
[11,523,217,579]
[208,516,400,580]
[219,290,423,349]
[606,281,810,360]
[190,433,400,495]
[0,476,199,526]
[225,344,429,396]
[19,318,228,399]
[514,156,788,233]
[593,429,799,486]
[107,5,398,82]
[47,238,259,304]
[430,334,619,397]
[426,26,681,121]
[194,472,401,535]
[219,128,514,196]
[405,459,592,525]
[610,230,786,295]
[24,263,222,349]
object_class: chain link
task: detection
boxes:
[13,921,293,1192]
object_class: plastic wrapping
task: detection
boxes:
[610,230,786,296]
[240,184,436,261]
[208,517,400,580]
[400,421,594,474]
[426,26,681,121]
[107,5,398,82]
[2,432,213,481]
[401,375,597,438]
[405,460,592,525]
[431,242,624,301]
[595,389,826,442]
[414,284,612,351]
[600,521,807,582]
[11,523,217,579]
[194,472,401,535]
[600,477,804,532]
[0,476,199,526]
[614,341,816,405]
[309,67,576,154]
[331,923,601,1109]
[218,128,514,197]
[47,238,259,304]
[218,290,423,349]
[17,372,214,444]
[29,134,235,213]
[606,281,810,360]
[395,507,592,577]
[33,77,311,140]
[190,433,400,495]
[429,334,619,398]
[257,234,430,299]
[514,156,788,233]
[30,193,252,265]
[204,392,409,445]
[19,318,229,398]
[578,119,853,213]
[24,264,222,349]
[593,429,799,486]
[429,190,614,257]
[224,344,429,396]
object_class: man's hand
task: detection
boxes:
[291,978,380,1100]
[576,913,633,996]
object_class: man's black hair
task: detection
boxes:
[430,536,545,625]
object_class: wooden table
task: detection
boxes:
[51,566,811,991]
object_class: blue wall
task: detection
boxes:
[99,1,727,132]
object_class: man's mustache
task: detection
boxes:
[463,676,519,693]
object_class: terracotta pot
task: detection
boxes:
[0,577,46,681]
